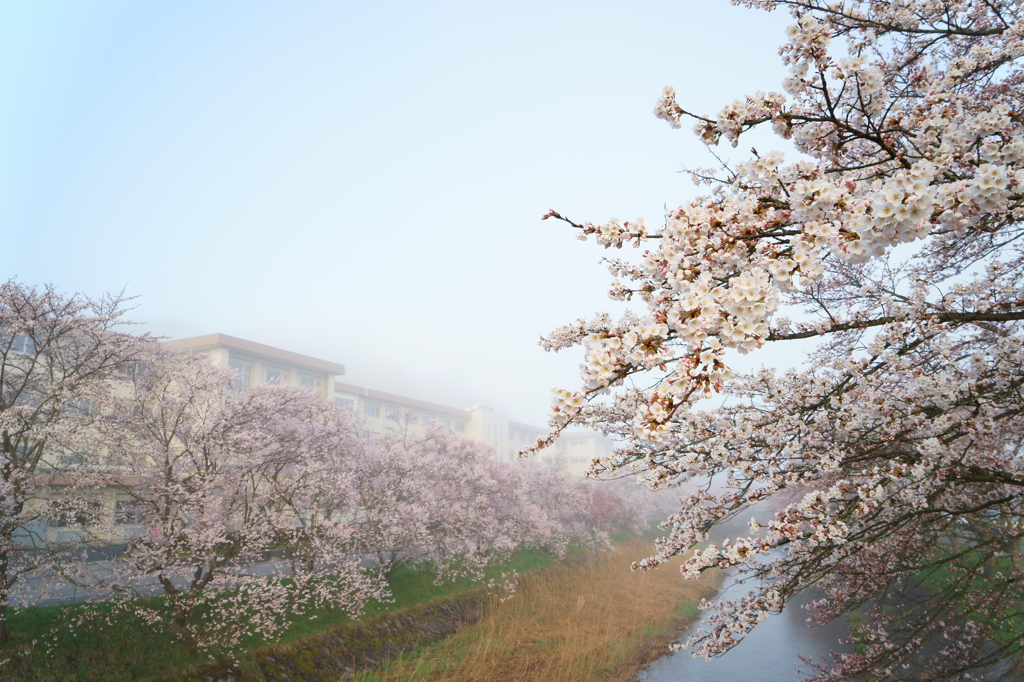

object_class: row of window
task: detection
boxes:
[228,359,319,391]
[65,398,95,417]
[491,425,543,444]
[47,500,140,528]
[508,429,532,443]
[333,398,465,432]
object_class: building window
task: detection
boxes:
[266,368,284,385]
[107,450,134,467]
[335,397,354,409]
[364,403,380,418]
[454,421,464,432]
[571,439,587,446]
[487,424,492,438]
[64,398,95,417]
[423,413,434,425]
[229,360,251,390]
[385,407,399,421]
[59,454,85,468]
[300,376,316,390]
[10,334,34,355]
[439,417,450,429]
[49,500,101,528]
[114,500,140,525]
[407,411,418,424]
[571,458,589,464]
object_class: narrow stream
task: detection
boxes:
[639,570,854,682]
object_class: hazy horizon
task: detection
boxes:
[4,0,794,427]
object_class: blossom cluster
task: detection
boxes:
[541,0,1024,678]
[2,334,658,655]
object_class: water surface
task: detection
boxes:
[639,571,853,682]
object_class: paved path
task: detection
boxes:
[10,556,293,608]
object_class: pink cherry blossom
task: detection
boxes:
[540,1,1024,678]
[0,280,147,645]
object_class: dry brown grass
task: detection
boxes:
[352,539,720,682]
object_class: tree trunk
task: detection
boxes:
[982,552,998,579]
[0,599,7,646]
[0,548,8,645]
[171,595,199,652]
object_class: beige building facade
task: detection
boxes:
[165,333,562,463]
[164,333,344,401]
[29,333,607,547]
[554,432,616,477]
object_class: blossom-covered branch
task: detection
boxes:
[540,0,1024,678]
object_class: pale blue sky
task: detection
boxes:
[3,0,793,425]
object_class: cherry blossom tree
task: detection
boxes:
[476,459,579,562]
[512,462,608,554]
[341,425,623,584]
[257,397,379,615]
[580,476,675,537]
[84,351,385,652]
[0,280,145,644]
[24,344,631,655]
[343,427,524,582]
[538,1,1024,678]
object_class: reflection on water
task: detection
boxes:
[638,572,853,682]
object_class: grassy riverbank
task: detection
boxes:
[845,549,1024,665]
[2,537,720,682]
[0,549,555,682]
[353,538,721,682]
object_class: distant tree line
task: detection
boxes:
[0,279,663,653]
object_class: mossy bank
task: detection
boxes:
[153,588,490,682]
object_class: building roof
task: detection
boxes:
[334,382,472,418]
[334,381,368,396]
[508,420,547,433]
[163,334,346,375]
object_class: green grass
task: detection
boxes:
[914,548,1024,648]
[0,548,556,682]
[265,547,554,649]
[673,600,701,619]
[842,548,1024,660]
